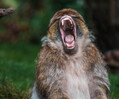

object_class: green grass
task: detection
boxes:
[0,43,41,99]
[109,74,119,99]
[0,43,119,99]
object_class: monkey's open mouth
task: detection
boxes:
[59,15,77,49]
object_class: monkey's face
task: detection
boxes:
[48,9,89,54]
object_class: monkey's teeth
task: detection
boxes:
[61,18,73,26]
[69,20,72,24]
[66,41,75,48]
[62,21,64,26]
[64,18,72,24]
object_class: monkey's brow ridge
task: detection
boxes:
[49,15,85,27]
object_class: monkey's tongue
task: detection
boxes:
[64,34,75,48]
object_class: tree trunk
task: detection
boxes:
[85,0,119,53]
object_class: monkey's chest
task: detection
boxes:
[63,64,90,99]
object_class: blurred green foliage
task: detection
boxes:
[0,0,85,44]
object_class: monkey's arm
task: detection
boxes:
[85,44,110,99]
[36,46,70,99]
[88,64,110,99]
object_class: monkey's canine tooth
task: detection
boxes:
[62,20,64,26]
[69,19,73,24]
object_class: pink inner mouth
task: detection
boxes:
[59,15,76,49]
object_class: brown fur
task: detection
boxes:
[31,9,110,99]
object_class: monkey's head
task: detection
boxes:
[47,9,90,54]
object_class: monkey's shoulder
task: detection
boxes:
[37,45,66,69]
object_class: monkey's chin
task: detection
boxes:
[63,43,78,55]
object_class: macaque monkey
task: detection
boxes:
[31,9,110,99]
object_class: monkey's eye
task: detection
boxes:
[59,15,77,49]
[49,17,61,28]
